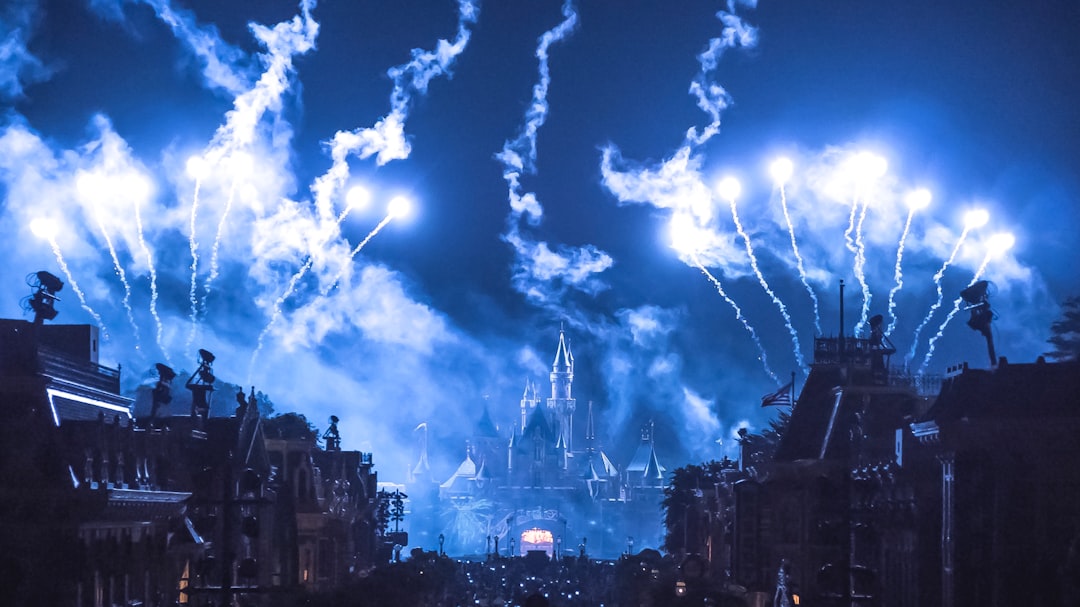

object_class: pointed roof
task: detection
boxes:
[440,450,477,490]
[585,401,596,444]
[475,399,499,439]
[521,402,553,442]
[626,422,666,485]
[553,327,573,373]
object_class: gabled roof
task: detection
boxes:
[774,364,921,461]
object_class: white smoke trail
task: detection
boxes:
[852,197,872,336]
[201,179,237,312]
[685,7,757,146]
[918,240,1008,374]
[843,197,858,254]
[494,0,614,305]
[184,175,202,354]
[88,198,142,351]
[497,0,578,220]
[885,199,925,336]
[248,204,371,373]
[311,0,478,220]
[905,219,980,364]
[778,182,821,335]
[148,0,320,337]
[133,198,169,364]
[322,214,396,296]
[724,188,808,375]
[247,212,397,382]
[44,236,110,341]
[693,256,778,384]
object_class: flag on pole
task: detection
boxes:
[761,381,794,407]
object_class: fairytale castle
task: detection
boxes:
[409,329,669,559]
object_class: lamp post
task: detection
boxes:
[438,533,445,556]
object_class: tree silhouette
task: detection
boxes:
[1046,296,1080,361]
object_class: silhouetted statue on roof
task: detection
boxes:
[186,349,216,423]
[323,415,341,451]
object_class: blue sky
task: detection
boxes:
[2,0,1077,481]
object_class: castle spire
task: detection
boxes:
[552,326,574,374]
[548,327,576,457]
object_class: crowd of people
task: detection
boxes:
[304,549,752,607]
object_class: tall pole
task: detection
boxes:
[839,280,846,362]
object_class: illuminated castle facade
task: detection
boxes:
[425,329,667,559]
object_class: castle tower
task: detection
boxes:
[548,328,576,466]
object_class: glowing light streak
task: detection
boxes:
[905,208,989,364]
[918,233,1014,374]
[885,189,931,336]
[720,179,808,376]
[692,255,778,384]
[30,218,110,340]
[844,198,859,254]
[852,196,872,336]
[249,199,408,381]
[184,156,207,354]
[202,179,236,314]
[77,174,141,351]
[133,197,169,364]
[771,157,821,335]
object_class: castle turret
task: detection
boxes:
[548,328,576,462]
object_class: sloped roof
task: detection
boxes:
[626,440,665,485]
[921,359,1080,422]
[475,401,499,439]
[440,452,477,490]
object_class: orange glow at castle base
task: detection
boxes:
[521,528,554,555]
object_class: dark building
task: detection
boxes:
[728,331,1080,606]
[0,275,381,605]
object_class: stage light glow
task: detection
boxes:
[964,208,989,229]
[715,176,741,201]
[769,157,793,184]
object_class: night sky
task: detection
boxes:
[2,0,1078,481]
